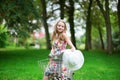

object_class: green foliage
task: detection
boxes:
[112,32,120,52]
[0,0,41,48]
[38,37,46,49]
[25,37,46,49]
[76,35,85,49]
[0,0,39,31]
[0,24,8,48]
[91,26,105,49]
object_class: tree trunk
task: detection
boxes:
[59,0,65,19]
[105,0,113,53]
[98,26,104,49]
[117,0,120,32]
[96,0,113,53]
[41,0,51,49]
[85,0,92,50]
[68,0,76,48]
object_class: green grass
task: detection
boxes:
[0,49,120,80]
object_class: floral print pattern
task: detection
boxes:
[45,40,72,79]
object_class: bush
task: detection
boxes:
[0,24,8,48]
[112,31,120,52]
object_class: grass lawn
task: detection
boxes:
[0,49,120,80]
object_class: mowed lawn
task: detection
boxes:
[0,49,120,80]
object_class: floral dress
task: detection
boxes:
[44,40,72,79]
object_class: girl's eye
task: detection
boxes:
[58,25,61,27]
[58,25,64,27]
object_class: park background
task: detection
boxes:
[0,0,120,80]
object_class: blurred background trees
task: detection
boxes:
[0,0,120,53]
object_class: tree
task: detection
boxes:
[85,0,93,50]
[0,24,8,48]
[0,0,39,37]
[68,0,76,48]
[40,0,51,49]
[96,0,113,53]
[91,0,105,50]
[117,0,120,32]
[59,0,65,19]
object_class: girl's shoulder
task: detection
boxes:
[62,32,68,37]
[62,32,69,39]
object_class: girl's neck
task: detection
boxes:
[56,33,61,37]
[57,32,62,35]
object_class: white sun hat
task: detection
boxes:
[62,49,84,71]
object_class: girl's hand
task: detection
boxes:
[51,49,54,53]
[71,47,76,52]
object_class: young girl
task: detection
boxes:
[43,20,84,80]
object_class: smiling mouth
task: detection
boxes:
[58,28,62,30]
[59,29,62,30]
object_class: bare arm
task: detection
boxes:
[63,33,76,51]
[51,45,54,53]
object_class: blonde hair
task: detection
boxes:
[52,20,67,41]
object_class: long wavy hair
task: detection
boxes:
[52,20,67,42]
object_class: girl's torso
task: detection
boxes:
[52,39,67,54]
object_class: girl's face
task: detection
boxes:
[56,21,65,33]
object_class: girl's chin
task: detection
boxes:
[58,31,63,33]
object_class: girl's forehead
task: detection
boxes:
[57,21,65,26]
